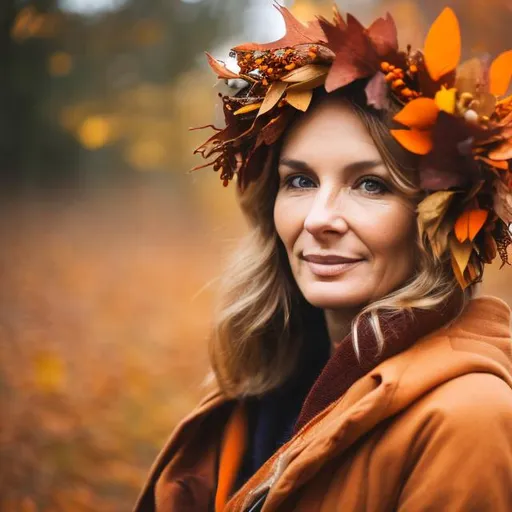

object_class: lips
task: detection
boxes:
[302,254,364,277]
[302,254,363,264]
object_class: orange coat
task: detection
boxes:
[134,296,512,511]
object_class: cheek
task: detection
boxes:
[362,203,417,261]
[273,195,308,252]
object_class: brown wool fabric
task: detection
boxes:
[294,290,465,433]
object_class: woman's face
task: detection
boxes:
[274,98,417,309]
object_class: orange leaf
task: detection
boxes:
[475,155,509,170]
[393,98,439,129]
[489,50,512,96]
[205,52,240,80]
[488,140,512,161]
[390,129,433,155]
[423,8,461,81]
[454,209,488,242]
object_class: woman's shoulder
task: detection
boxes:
[406,371,512,436]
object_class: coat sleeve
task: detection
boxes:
[397,374,512,511]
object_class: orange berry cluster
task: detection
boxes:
[380,61,420,101]
[236,46,318,86]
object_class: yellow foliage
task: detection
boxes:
[34,351,66,393]
[78,116,113,150]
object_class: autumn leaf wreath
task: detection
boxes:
[191,4,512,289]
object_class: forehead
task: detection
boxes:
[279,99,382,164]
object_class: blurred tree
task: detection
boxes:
[0,0,246,190]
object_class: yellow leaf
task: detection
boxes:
[489,50,512,97]
[417,191,457,247]
[417,191,457,223]
[449,235,473,282]
[258,81,287,117]
[424,7,461,81]
[429,221,452,259]
[285,89,313,112]
[435,86,456,114]
[234,102,262,115]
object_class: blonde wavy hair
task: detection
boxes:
[210,86,474,398]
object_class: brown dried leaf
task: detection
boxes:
[205,52,240,79]
[482,232,498,263]
[281,64,329,83]
[256,110,293,147]
[493,179,512,225]
[455,57,490,96]
[258,81,287,117]
[233,4,326,52]
[287,73,328,92]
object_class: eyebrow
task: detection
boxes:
[278,158,385,176]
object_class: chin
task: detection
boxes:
[300,281,372,309]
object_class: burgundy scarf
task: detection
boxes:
[294,289,465,432]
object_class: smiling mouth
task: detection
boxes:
[304,259,364,277]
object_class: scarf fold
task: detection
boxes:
[294,289,465,433]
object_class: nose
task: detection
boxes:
[303,186,349,238]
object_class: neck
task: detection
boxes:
[324,306,361,354]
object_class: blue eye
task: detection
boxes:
[357,177,388,195]
[284,175,316,189]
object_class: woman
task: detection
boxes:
[135,6,512,511]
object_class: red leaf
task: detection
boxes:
[365,72,391,110]
[419,112,488,190]
[367,13,399,58]
[323,14,379,92]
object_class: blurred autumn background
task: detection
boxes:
[0,0,511,510]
